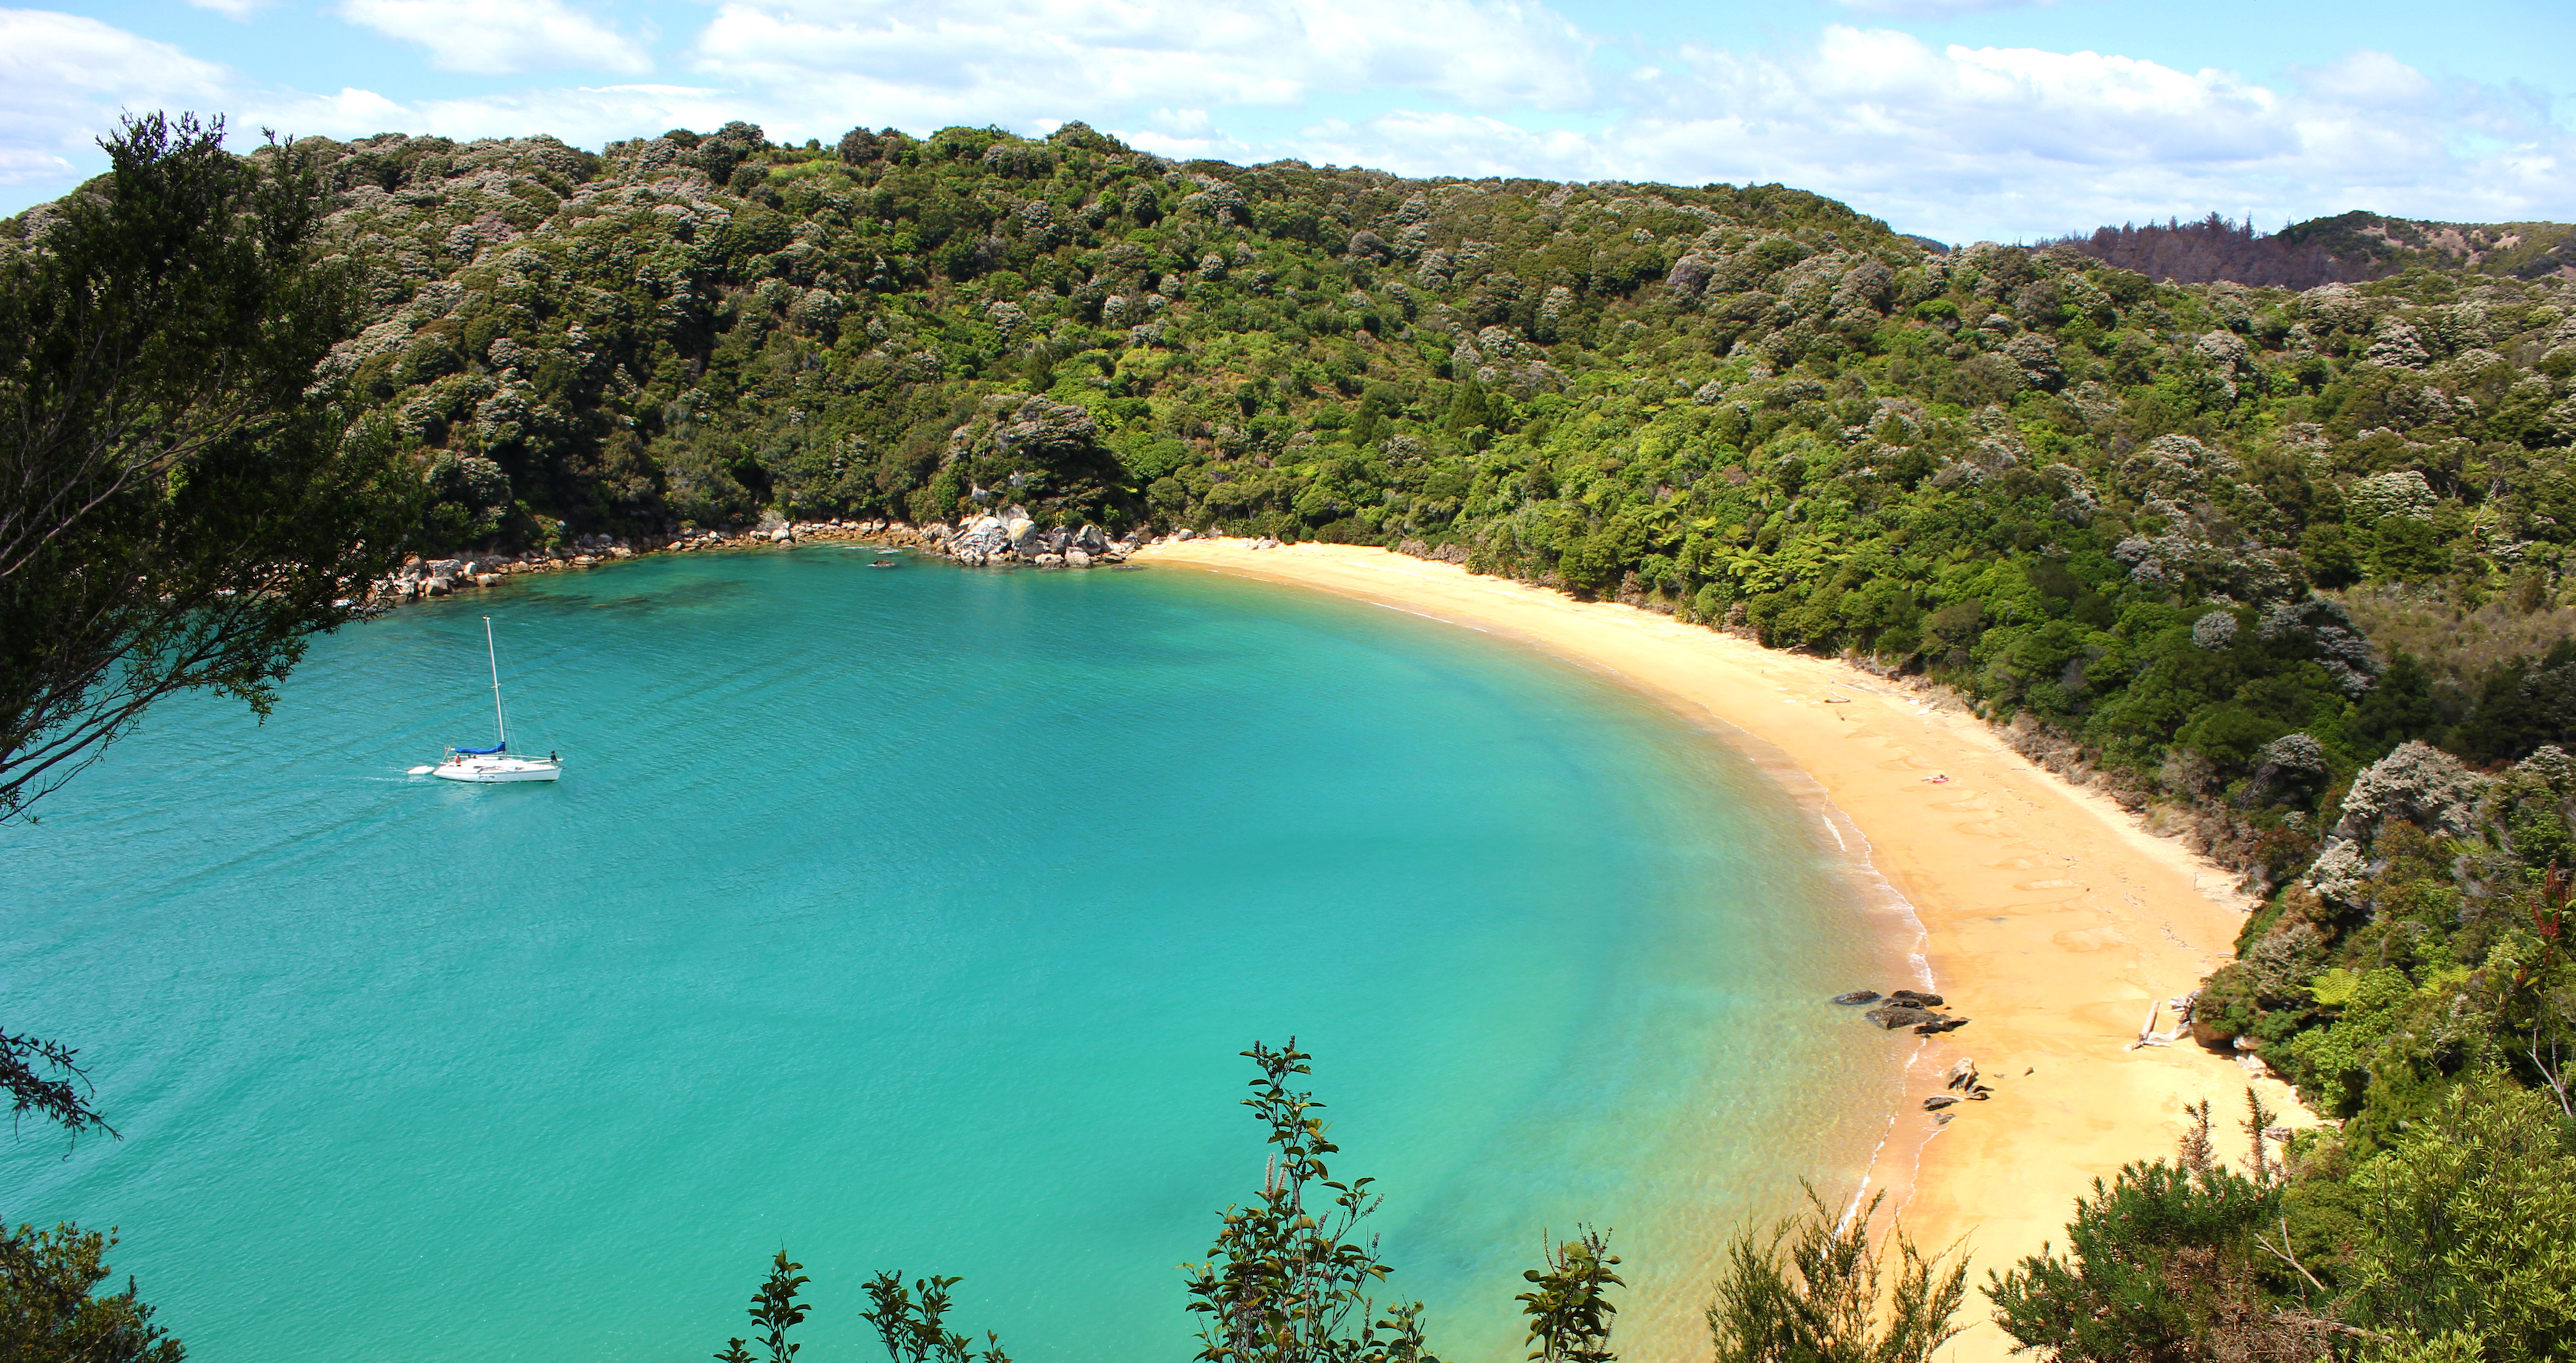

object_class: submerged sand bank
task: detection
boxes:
[1136,538,2312,1362]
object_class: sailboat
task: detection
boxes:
[409,616,564,783]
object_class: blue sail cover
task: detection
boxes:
[454,742,506,754]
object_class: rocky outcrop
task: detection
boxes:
[944,513,1023,564]
[939,507,1135,567]
[361,516,993,608]
[1853,987,1970,1036]
[370,542,636,603]
[1938,1056,1994,1104]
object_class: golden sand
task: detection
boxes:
[1137,539,2313,1361]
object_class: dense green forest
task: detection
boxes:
[10,116,2576,1359]
[82,116,2565,875]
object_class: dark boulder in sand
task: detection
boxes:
[1865,1005,1940,1030]
[1888,989,1946,1007]
[1914,1016,1972,1036]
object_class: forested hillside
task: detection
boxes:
[18,116,2568,878]
[106,120,2569,809]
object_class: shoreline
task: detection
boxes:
[361,516,1133,606]
[1131,538,2314,1362]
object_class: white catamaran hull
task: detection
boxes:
[429,754,562,783]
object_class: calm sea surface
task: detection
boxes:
[0,547,1904,1362]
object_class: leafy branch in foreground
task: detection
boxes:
[1985,1091,2351,1363]
[0,1026,114,1141]
[1184,1038,1438,1363]
[711,1253,1013,1363]
[1709,1185,1967,1363]
[2506,862,2576,1118]
[0,110,416,823]
[2,103,422,1163]
[0,1220,184,1362]
[715,1250,808,1363]
[1518,1226,1622,1363]
[2341,1077,2576,1361]
[863,1270,1010,1363]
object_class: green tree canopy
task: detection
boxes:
[0,112,416,822]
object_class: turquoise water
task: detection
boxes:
[0,547,1902,1362]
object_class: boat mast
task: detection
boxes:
[484,616,508,749]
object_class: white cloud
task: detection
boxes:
[1114,107,1259,163]
[1835,0,2049,18]
[184,0,268,21]
[1275,27,2574,244]
[2293,48,2435,107]
[335,0,652,75]
[5,0,2571,250]
[0,9,228,189]
[0,6,707,211]
[683,0,1594,134]
[242,83,738,146]
[1295,111,1604,179]
[256,85,411,130]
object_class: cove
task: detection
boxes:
[0,547,1903,1362]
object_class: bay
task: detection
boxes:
[0,547,1901,1361]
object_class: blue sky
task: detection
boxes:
[3,0,2569,243]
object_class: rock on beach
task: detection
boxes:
[1865,1004,1943,1030]
[933,505,1138,567]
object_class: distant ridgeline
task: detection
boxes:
[2049,210,2576,291]
[15,119,2576,1154]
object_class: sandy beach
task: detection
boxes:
[1137,538,2312,1361]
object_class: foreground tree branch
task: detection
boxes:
[0,110,420,822]
[0,1030,113,1142]
[0,110,423,1144]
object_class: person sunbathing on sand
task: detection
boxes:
[1924,773,1950,783]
